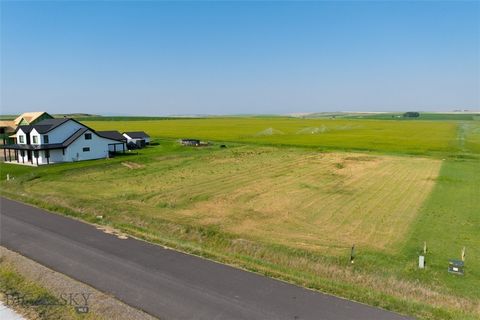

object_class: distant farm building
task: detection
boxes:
[0,121,16,144]
[1,118,126,165]
[181,139,200,146]
[123,131,150,149]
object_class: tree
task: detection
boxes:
[403,112,420,118]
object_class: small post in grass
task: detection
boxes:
[350,244,355,264]
[462,247,466,262]
[419,241,426,269]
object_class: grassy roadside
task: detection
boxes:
[0,258,100,320]
[402,159,480,299]
[0,188,475,320]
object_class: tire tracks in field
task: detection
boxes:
[146,152,324,205]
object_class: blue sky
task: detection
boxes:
[1,1,479,116]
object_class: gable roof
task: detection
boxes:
[97,130,127,141]
[33,118,71,133]
[1,128,87,150]
[123,131,150,139]
[16,125,33,134]
[15,118,71,134]
[0,120,16,131]
[14,112,52,126]
[2,126,124,151]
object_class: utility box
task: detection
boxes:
[448,259,464,275]
[418,255,425,269]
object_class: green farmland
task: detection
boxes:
[83,117,480,157]
[1,117,479,319]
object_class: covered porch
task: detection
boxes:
[1,144,64,166]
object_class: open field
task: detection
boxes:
[83,117,480,157]
[6,147,441,254]
[1,117,479,319]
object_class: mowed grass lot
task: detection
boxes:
[83,118,473,156]
[12,147,440,254]
[2,117,480,319]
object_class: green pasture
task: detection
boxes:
[83,117,480,157]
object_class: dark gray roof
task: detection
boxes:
[124,131,150,139]
[5,118,126,151]
[17,125,33,134]
[2,127,88,150]
[62,127,88,146]
[97,131,126,141]
[1,143,63,151]
[33,118,70,133]
[15,118,71,134]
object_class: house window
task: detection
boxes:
[83,147,90,152]
[33,150,39,158]
[20,150,25,157]
[32,136,38,144]
[19,135,25,143]
[44,135,49,143]
[45,150,50,158]
[85,133,92,140]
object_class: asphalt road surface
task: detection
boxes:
[0,197,411,320]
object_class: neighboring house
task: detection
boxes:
[14,111,54,126]
[0,112,54,145]
[1,118,126,165]
[123,131,150,146]
[0,121,16,144]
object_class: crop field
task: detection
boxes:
[1,117,480,319]
[83,117,477,156]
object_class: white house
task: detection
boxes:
[1,118,126,165]
[123,131,150,146]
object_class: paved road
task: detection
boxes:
[0,197,411,320]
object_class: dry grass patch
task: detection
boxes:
[121,161,145,169]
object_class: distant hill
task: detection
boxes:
[293,112,480,121]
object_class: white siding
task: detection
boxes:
[64,130,121,162]
[47,149,64,163]
[16,129,27,144]
[30,128,41,145]
[40,121,84,144]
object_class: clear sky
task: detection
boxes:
[1,1,479,116]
